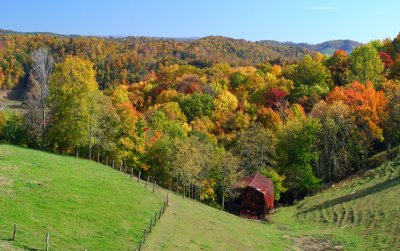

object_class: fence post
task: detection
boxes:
[119,164,122,172]
[143,229,147,242]
[112,160,115,169]
[159,207,162,219]
[12,224,16,241]
[145,176,149,188]
[45,233,49,251]
[149,219,152,233]
[153,180,156,193]
[154,213,157,226]
[131,168,134,178]
[138,171,141,182]
[97,152,100,162]
[167,194,169,205]
[138,240,143,251]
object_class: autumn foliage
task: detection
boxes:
[327,81,387,140]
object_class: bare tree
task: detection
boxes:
[30,47,54,149]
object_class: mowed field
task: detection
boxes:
[296,155,400,250]
[0,144,399,250]
[143,151,400,250]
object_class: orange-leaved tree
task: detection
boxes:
[327,81,387,142]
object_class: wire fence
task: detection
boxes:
[3,153,170,251]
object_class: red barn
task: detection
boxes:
[231,173,274,220]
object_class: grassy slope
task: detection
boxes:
[0,88,25,113]
[144,188,359,251]
[297,156,400,250]
[0,145,163,250]
[1,145,399,250]
[145,154,400,251]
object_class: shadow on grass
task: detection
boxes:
[298,176,400,214]
[0,237,41,251]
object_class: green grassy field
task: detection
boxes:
[296,156,400,250]
[143,188,360,251]
[144,152,400,250]
[0,144,399,250]
[0,145,163,250]
[0,89,25,113]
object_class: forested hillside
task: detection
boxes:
[259,39,362,55]
[1,31,400,207]
[0,33,309,90]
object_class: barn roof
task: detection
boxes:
[232,173,273,195]
[232,173,275,210]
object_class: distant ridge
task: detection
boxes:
[258,39,362,55]
[0,28,361,55]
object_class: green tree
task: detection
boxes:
[230,71,247,89]
[93,94,120,161]
[47,56,98,154]
[261,168,287,201]
[0,111,28,145]
[349,44,385,86]
[232,124,277,175]
[382,80,400,153]
[278,116,321,198]
[286,55,332,110]
[171,136,215,193]
[179,92,214,121]
[213,149,241,210]
[311,100,359,182]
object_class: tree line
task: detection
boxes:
[0,34,308,90]
[1,33,400,207]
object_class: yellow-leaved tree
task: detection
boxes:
[47,56,99,155]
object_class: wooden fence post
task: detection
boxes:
[97,152,100,162]
[138,171,141,182]
[145,176,149,188]
[119,164,122,172]
[45,233,49,251]
[138,240,143,251]
[106,156,109,166]
[167,194,169,205]
[159,207,162,219]
[154,213,157,226]
[149,219,152,233]
[112,160,115,169]
[143,229,147,242]
[131,168,134,178]
[152,180,156,193]
[12,224,16,241]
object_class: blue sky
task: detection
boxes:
[1,0,400,43]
